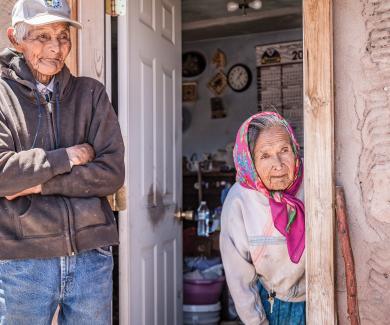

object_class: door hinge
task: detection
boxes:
[107,185,127,211]
[105,0,126,16]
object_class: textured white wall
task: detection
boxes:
[334,0,390,323]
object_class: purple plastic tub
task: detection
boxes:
[183,276,225,305]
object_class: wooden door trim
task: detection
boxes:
[117,9,131,325]
[303,0,336,323]
[66,0,78,76]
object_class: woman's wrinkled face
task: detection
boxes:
[16,23,71,78]
[253,126,296,191]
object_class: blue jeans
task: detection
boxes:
[0,248,113,325]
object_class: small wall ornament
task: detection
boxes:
[207,71,228,96]
[210,97,227,119]
[182,82,198,102]
[212,49,227,69]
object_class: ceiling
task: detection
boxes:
[182,0,302,42]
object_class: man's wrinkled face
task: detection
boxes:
[16,23,71,77]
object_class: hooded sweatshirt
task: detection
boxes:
[0,48,125,259]
[220,183,305,325]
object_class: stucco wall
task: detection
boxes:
[334,0,390,323]
[0,0,16,50]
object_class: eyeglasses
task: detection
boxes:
[25,32,71,45]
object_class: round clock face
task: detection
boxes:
[227,64,252,92]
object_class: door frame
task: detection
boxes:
[74,0,336,323]
[117,9,131,325]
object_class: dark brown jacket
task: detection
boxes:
[0,49,125,259]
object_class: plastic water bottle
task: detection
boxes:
[197,201,210,237]
[220,182,232,205]
[210,207,222,233]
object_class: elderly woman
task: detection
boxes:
[220,112,305,325]
[0,0,124,324]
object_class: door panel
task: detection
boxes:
[162,0,175,43]
[140,58,155,200]
[118,0,182,324]
[162,68,175,203]
[140,0,156,30]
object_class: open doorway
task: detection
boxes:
[0,0,334,324]
[180,0,303,323]
[116,0,335,322]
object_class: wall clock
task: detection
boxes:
[227,64,252,92]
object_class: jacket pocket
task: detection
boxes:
[18,196,64,238]
[70,197,112,232]
[95,246,113,257]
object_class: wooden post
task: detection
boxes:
[65,0,78,76]
[303,0,336,324]
[77,0,105,83]
[335,186,360,325]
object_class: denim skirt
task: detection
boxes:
[258,282,306,325]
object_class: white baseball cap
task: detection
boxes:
[12,0,82,29]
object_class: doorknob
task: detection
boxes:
[174,210,194,221]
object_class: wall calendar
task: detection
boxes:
[256,41,304,149]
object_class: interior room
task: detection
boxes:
[180,0,303,323]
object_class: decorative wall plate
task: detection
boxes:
[182,51,207,78]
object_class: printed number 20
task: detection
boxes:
[292,50,303,60]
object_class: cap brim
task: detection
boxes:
[23,14,82,29]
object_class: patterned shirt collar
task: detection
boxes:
[36,78,55,94]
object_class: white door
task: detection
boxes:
[117,0,182,324]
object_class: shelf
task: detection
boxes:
[183,171,235,177]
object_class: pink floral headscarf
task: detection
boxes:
[233,112,305,264]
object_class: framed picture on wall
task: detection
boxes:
[210,97,227,119]
[183,82,198,102]
[207,72,227,96]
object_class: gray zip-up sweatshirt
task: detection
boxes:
[0,48,125,259]
[220,183,305,325]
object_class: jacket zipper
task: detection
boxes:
[47,102,58,148]
[46,100,75,256]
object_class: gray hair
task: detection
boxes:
[247,114,289,159]
[13,22,31,43]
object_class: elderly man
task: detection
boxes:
[0,0,125,324]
